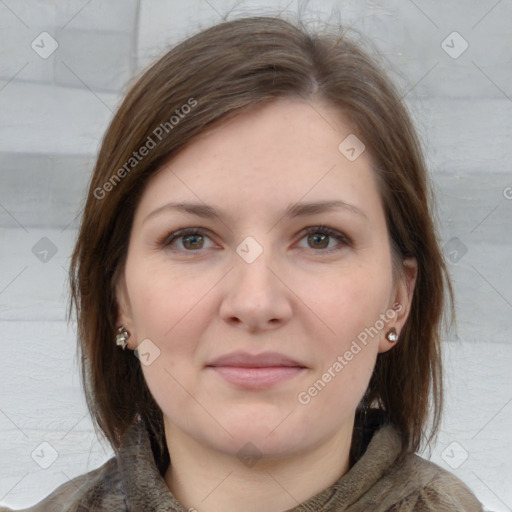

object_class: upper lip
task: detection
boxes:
[206,351,307,368]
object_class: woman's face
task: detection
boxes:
[117,97,416,459]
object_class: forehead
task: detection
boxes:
[135,97,382,224]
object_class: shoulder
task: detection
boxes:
[350,415,484,511]
[379,452,484,512]
[297,420,484,512]
[0,457,123,512]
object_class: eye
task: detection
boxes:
[297,226,351,252]
[160,228,216,251]
[159,225,351,254]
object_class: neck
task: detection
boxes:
[164,418,355,512]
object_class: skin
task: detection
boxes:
[116,97,417,512]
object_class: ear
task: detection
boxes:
[115,275,136,350]
[378,257,418,354]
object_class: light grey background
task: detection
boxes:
[0,0,511,510]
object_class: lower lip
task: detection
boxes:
[207,366,306,389]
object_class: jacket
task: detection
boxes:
[0,414,483,511]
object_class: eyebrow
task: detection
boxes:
[143,199,367,225]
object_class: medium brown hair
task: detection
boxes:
[69,15,453,472]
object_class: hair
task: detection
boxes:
[69,14,454,473]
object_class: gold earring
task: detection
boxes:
[115,325,130,350]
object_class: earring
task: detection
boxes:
[115,325,130,350]
[385,327,398,343]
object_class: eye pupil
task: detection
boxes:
[183,234,203,250]
[308,233,329,249]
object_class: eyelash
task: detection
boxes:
[158,225,352,254]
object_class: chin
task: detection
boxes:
[206,406,315,456]
[206,429,310,461]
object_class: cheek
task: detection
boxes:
[296,261,392,404]
[125,253,211,341]
[132,288,211,420]
[124,256,219,385]
[305,262,392,340]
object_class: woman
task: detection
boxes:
[2,15,483,512]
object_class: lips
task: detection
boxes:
[205,351,308,389]
[206,351,306,369]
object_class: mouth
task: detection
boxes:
[205,351,308,390]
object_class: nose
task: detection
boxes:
[219,245,293,332]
